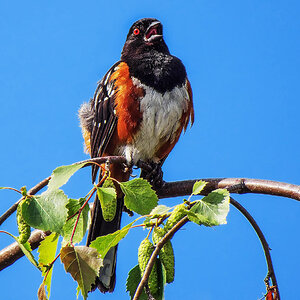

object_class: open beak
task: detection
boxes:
[144,21,162,43]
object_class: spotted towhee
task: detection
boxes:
[79,18,194,293]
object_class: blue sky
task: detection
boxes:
[1,0,300,299]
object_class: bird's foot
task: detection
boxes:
[138,160,165,188]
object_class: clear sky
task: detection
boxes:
[1,0,300,299]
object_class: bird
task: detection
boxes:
[79,17,194,293]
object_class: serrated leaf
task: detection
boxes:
[90,221,135,258]
[60,245,103,300]
[192,180,207,195]
[126,265,147,300]
[188,189,230,226]
[120,178,158,215]
[149,205,170,217]
[62,198,89,244]
[97,187,117,202]
[144,205,170,227]
[1,230,39,269]
[22,190,68,234]
[47,163,86,191]
[38,233,59,298]
[38,283,47,300]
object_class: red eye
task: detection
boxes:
[133,28,140,35]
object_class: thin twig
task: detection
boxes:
[230,197,280,300]
[1,155,300,278]
[2,155,300,228]
[133,216,189,300]
[2,176,299,229]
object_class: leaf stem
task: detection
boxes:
[43,252,61,283]
[130,224,146,229]
[146,226,153,240]
[69,190,96,245]
[0,187,22,194]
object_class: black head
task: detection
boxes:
[121,18,170,61]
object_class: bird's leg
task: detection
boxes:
[138,160,165,188]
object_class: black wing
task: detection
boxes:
[90,61,121,182]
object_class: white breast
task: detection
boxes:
[123,77,189,163]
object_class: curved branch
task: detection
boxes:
[1,155,300,276]
[230,197,280,300]
[2,156,299,228]
[133,216,189,300]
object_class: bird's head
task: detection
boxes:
[121,18,170,60]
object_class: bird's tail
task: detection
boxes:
[87,192,123,292]
[87,163,130,293]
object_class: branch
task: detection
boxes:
[1,155,300,280]
[0,229,51,271]
[230,197,280,300]
[156,178,300,201]
[133,216,189,300]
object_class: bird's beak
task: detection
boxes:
[144,21,162,43]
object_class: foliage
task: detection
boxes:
[38,233,59,298]
[60,245,103,299]
[0,163,230,300]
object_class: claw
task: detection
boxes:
[139,160,165,188]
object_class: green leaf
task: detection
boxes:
[62,198,89,244]
[188,189,230,226]
[90,221,135,258]
[149,205,170,217]
[60,245,103,300]
[126,265,147,300]
[96,186,117,222]
[38,233,59,299]
[1,230,39,269]
[144,205,170,227]
[22,190,68,234]
[47,163,86,191]
[192,180,207,195]
[119,178,158,215]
